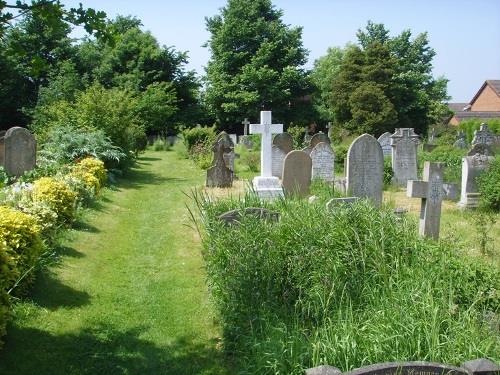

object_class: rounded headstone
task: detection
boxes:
[310,142,335,182]
[377,132,392,157]
[271,145,286,179]
[282,150,312,197]
[273,133,294,154]
[4,127,36,176]
[310,132,330,148]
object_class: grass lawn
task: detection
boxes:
[0,150,231,374]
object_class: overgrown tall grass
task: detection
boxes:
[193,193,499,374]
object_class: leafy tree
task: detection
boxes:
[204,0,313,131]
[135,82,177,133]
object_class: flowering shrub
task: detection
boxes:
[74,158,107,186]
[0,206,43,293]
[0,239,13,348]
[32,177,77,224]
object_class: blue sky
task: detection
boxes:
[64,0,500,102]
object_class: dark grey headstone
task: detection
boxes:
[310,132,330,148]
[462,358,500,375]
[306,365,342,375]
[206,139,233,188]
[442,183,459,201]
[391,128,420,186]
[467,143,494,157]
[282,150,312,197]
[344,361,467,375]
[218,207,280,226]
[273,133,294,154]
[4,127,36,176]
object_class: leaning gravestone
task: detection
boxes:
[4,127,36,176]
[407,162,445,239]
[391,128,420,186]
[346,134,384,206]
[206,139,232,188]
[271,145,286,179]
[272,132,294,154]
[0,130,6,167]
[282,150,312,197]
[472,123,494,146]
[377,132,392,157]
[310,131,330,148]
[310,142,335,182]
[457,153,494,209]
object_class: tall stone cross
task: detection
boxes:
[249,111,284,199]
[407,162,445,240]
[242,118,250,136]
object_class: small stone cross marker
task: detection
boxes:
[250,111,283,178]
[407,162,445,240]
[242,118,250,136]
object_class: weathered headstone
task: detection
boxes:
[272,132,294,154]
[391,128,420,186]
[4,127,37,176]
[228,133,238,146]
[216,131,235,172]
[377,132,392,157]
[250,111,284,199]
[282,150,312,197]
[346,134,384,206]
[206,139,232,188]
[310,142,334,182]
[241,118,250,136]
[467,143,494,157]
[310,131,330,148]
[457,153,494,209]
[407,162,445,239]
[334,177,347,195]
[0,130,6,167]
[472,123,494,146]
[454,130,468,149]
[442,183,459,201]
[271,145,286,179]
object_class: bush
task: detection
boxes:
[419,145,466,183]
[0,206,43,294]
[182,126,216,152]
[332,144,348,174]
[478,155,500,211]
[32,177,77,224]
[286,125,305,149]
[152,137,171,151]
[74,158,107,186]
[383,156,393,187]
[195,195,500,373]
[0,239,13,349]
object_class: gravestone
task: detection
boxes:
[310,131,330,148]
[377,132,392,157]
[326,197,359,210]
[306,358,499,375]
[4,127,37,176]
[346,134,384,206]
[218,207,279,226]
[302,146,313,155]
[282,150,312,197]
[457,153,494,209]
[250,111,284,199]
[310,142,335,182]
[271,145,286,179]
[0,130,5,167]
[442,183,459,201]
[272,132,294,154]
[454,130,467,149]
[467,143,494,157]
[472,123,494,146]
[334,177,347,195]
[206,139,232,188]
[391,128,420,186]
[407,162,445,239]
[216,131,235,172]
[228,133,238,146]
[241,118,250,136]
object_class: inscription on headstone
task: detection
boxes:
[282,150,312,197]
[310,142,334,182]
[271,145,286,179]
[472,123,494,146]
[4,127,37,176]
[346,134,384,206]
[391,128,420,186]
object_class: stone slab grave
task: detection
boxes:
[271,145,286,179]
[4,127,37,176]
[391,128,420,186]
[282,150,312,197]
[457,151,494,209]
[454,130,468,149]
[218,207,280,226]
[407,162,444,239]
[216,131,235,173]
[273,132,294,154]
[0,130,6,167]
[346,134,384,206]
[310,131,330,149]
[472,123,494,146]
[310,142,334,182]
[305,358,499,375]
[206,138,232,188]
[249,111,284,199]
[377,132,392,157]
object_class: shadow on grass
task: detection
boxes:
[54,245,85,259]
[26,270,90,310]
[0,324,232,375]
[115,164,186,191]
[72,220,100,234]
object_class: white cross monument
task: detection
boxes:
[250,111,284,199]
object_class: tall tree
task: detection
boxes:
[204,0,313,131]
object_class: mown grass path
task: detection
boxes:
[0,151,229,374]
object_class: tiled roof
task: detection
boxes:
[470,80,500,105]
[453,111,500,121]
[447,103,469,112]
